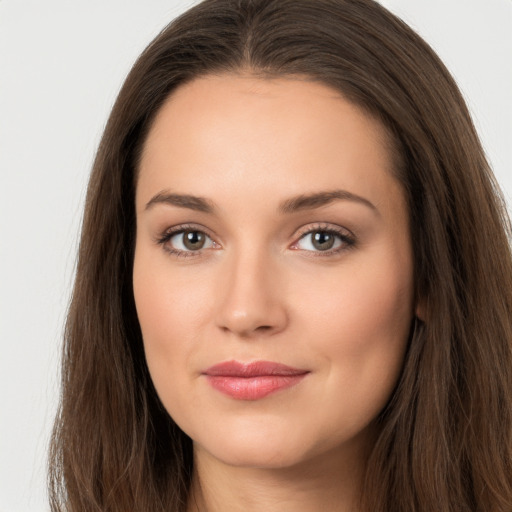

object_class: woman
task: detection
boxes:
[48,0,512,510]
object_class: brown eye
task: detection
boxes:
[293,228,354,254]
[182,230,206,250]
[311,231,335,251]
[165,229,215,253]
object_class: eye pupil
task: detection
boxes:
[312,231,335,250]
[183,230,205,250]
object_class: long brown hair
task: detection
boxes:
[48,0,512,510]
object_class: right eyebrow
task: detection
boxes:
[278,189,378,215]
[144,191,215,213]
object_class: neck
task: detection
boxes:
[186,443,366,512]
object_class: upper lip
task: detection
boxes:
[203,360,309,377]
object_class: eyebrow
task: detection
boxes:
[144,189,378,215]
[278,190,378,215]
[145,192,215,213]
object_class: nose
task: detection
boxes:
[215,250,288,338]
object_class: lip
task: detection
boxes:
[203,360,309,400]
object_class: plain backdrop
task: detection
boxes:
[0,1,511,510]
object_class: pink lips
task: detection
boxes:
[203,360,309,400]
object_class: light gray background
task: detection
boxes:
[1,1,511,510]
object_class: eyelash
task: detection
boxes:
[155,223,356,259]
[155,224,217,259]
[293,223,356,257]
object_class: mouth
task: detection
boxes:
[203,360,309,400]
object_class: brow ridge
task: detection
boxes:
[145,192,214,213]
[278,190,377,214]
[144,189,377,215]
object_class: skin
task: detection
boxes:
[133,74,419,512]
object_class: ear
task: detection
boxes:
[415,297,426,322]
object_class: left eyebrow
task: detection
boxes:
[278,189,378,215]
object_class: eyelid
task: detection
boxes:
[290,223,356,255]
[155,223,221,258]
[293,222,354,239]
[155,223,217,241]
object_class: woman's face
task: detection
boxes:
[133,74,417,470]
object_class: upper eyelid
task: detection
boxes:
[160,222,352,239]
[162,223,217,239]
[294,222,354,239]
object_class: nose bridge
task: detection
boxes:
[215,243,287,337]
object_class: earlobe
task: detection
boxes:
[415,299,426,322]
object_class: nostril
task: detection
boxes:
[256,325,273,332]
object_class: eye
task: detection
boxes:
[157,226,218,257]
[292,227,355,254]
[170,229,214,251]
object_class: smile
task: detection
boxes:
[203,360,309,400]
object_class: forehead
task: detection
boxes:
[137,74,403,217]
[141,74,394,162]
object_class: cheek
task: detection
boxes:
[132,245,209,400]
[299,268,412,339]
[133,242,212,337]
[297,248,414,406]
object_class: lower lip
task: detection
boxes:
[205,374,307,400]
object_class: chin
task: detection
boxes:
[188,415,310,468]
[201,440,311,470]
[191,417,357,472]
